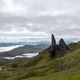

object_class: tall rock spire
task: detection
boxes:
[52,34,56,47]
[49,34,56,58]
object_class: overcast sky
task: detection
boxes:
[0,0,80,38]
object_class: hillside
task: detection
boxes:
[0,42,80,80]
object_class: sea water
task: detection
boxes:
[2,53,39,60]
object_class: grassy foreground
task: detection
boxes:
[0,43,80,80]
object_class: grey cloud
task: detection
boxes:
[0,0,80,38]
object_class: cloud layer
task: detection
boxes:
[0,0,80,38]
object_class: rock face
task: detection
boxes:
[52,34,56,47]
[59,39,69,52]
[49,34,69,58]
[50,34,56,58]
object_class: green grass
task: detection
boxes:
[0,43,80,80]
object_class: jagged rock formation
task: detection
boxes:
[58,38,69,52]
[49,34,70,58]
[49,34,56,58]
[52,34,56,47]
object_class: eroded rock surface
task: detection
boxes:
[49,34,69,58]
[58,38,69,52]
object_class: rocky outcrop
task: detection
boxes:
[58,38,69,52]
[52,34,56,47]
[49,34,56,58]
[49,34,70,58]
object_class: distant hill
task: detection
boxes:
[0,43,50,57]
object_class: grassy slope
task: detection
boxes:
[0,43,80,80]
